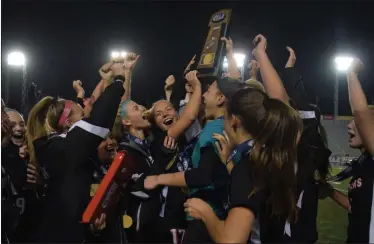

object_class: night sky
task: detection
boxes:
[2,0,374,116]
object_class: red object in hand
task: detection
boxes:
[82,150,136,224]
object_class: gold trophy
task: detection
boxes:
[197,9,232,79]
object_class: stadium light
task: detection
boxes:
[222,53,246,68]
[111,50,127,59]
[7,52,26,66]
[334,56,353,72]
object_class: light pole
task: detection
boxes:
[111,50,127,59]
[222,53,246,80]
[334,56,353,122]
[7,52,27,114]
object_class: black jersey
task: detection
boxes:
[33,78,125,242]
[347,152,374,243]
[229,157,287,243]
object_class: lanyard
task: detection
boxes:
[127,134,151,154]
[226,139,255,164]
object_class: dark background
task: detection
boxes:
[2,0,374,116]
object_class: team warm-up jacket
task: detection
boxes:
[282,67,332,243]
[32,77,125,242]
[118,136,163,243]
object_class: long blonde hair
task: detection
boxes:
[26,96,68,164]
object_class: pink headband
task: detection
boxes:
[58,101,73,127]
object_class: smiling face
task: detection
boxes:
[97,134,118,165]
[202,81,224,120]
[153,100,179,132]
[6,110,26,146]
[121,100,151,130]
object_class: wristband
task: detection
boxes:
[113,75,126,84]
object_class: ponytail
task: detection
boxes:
[26,96,55,164]
[26,96,66,165]
[228,89,302,222]
[250,98,301,222]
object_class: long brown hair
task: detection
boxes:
[227,88,302,222]
[26,96,68,164]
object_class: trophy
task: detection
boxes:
[197,9,232,79]
[82,151,136,224]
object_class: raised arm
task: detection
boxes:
[253,34,289,104]
[221,37,241,80]
[73,80,85,101]
[346,59,374,155]
[282,47,310,110]
[167,70,201,139]
[248,60,260,81]
[121,53,140,101]
[164,75,176,102]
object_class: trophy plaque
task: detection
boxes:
[82,150,136,224]
[197,9,232,78]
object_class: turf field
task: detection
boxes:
[317,167,350,244]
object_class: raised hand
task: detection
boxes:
[99,62,114,81]
[185,70,201,89]
[213,131,233,164]
[348,58,364,74]
[252,34,267,58]
[164,75,176,91]
[123,53,140,70]
[221,37,234,54]
[73,80,85,98]
[285,46,296,68]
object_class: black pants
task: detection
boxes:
[183,220,213,243]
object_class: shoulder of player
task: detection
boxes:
[199,120,224,141]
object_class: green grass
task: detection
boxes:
[317,167,350,244]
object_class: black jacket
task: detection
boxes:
[33,78,125,243]
[118,137,162,243]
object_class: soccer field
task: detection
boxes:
[317,167,350,244]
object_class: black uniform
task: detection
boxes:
[282,67,331,243]
[32,77,125,242]
[1,141,40,243]
[230,156,288,243]
[150,130,188,243]
[118,135,162,243]
[347,152,374,243]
